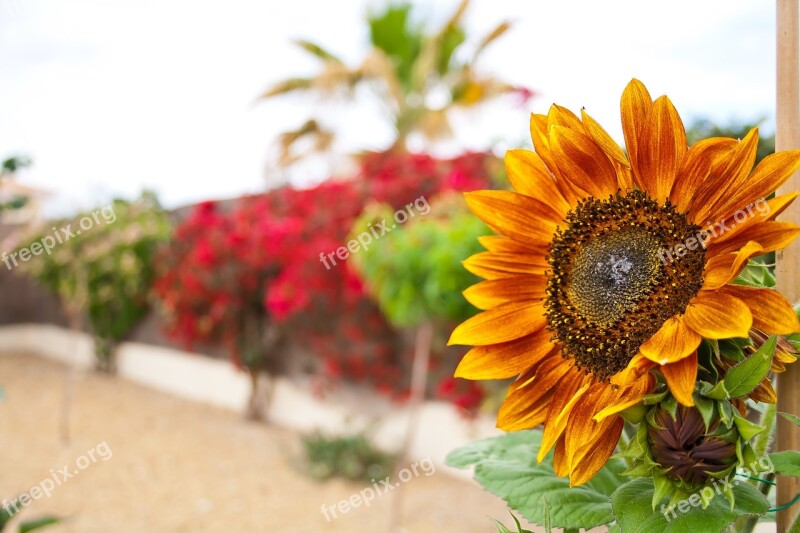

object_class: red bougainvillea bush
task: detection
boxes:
[152,149,499,405]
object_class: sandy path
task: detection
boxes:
[0,353,519,533]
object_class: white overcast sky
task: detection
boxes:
[0,0,777,215]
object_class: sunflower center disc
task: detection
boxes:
[567,227,661,327]
[544,190,706,380]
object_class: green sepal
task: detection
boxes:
[621,402,647,424]
[732,411,765,441]
[717,400,734,427]
[661,395,678,418]
[652,471,673,510]
[642,389,668,406]
[693,393,715,430]
[701,381,728,400]
[723,336,776,399]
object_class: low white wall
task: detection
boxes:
[0,323,500,475]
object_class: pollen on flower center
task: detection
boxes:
[545,190,706,380]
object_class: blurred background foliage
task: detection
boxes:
[260,0,528,165]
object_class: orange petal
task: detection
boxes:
[477,235,539,254]
[537,377,592,461]
[504,149,571,217]
[721,286,800,335]
[594,373,656,421]
[455,329,556,380]
[636,95,687,205]
[569,417,624,487]
[661,352,698,406]
[553,436,570,477]
[689,129,759,224]
[683,291,753,339]
[497,355,577,431]
[530,113,569,194]
[701,241,764,290]
[465,190,558,247]
[707,192,797,247]
[547,103,583,131]
[448,300,546,346]
[462,252,548,280]
[581,109,630,169]
[705,148,800,225]
[463,276,546,310]
[620,79,653,191]
[564,383,614,463]
[610,353,656,387]
[549,125,619,199]
[671,138,738,214]
[639,316,701,365]
[708,221,800,257]
[749,380,777,403]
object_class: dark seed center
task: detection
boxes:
[545,190,705,379]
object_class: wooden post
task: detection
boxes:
[776,0,800,530]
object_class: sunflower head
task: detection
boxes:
[450,78,800,486]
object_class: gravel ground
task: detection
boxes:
[0,352,522,533]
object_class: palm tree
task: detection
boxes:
[259,0,525,165]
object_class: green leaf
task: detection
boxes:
[448,431,623,529]
[769,451,800,477]
[19,517,60,532]
[611,478,769,533]
[780,411,800,428]
[724,336,776,398]
[446,430,541,469]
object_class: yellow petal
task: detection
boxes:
[477,235,539,254]
[569,417,624,487]
[701,241,764,290]
[549,125,619,199]
[497,355,575,431]
[708,221,800,257]
[448,300,546,346]
[538,378,592,462]
[721,286,800,335]
[639,316,701,365]
[463,276,546,310]
[594,374,656,421]
[547,103,583,131]
[581,109,629,168]
[689,128,759,225]
[462,251,548,280]
[707,192,798,247]
[455,329,555,380]
[620,78,653,191]
[705,148,800,225]
[660,352,698,406]
[504,149,571,217]
[683,291,753,339]
[636,95,687,205]
[610,353,655,387]
[464,190,558,247]
[671,138,737,214]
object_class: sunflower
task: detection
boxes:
[449,79,800,486]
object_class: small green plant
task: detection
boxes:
[301,431,395,483]
[0,498,59,533]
